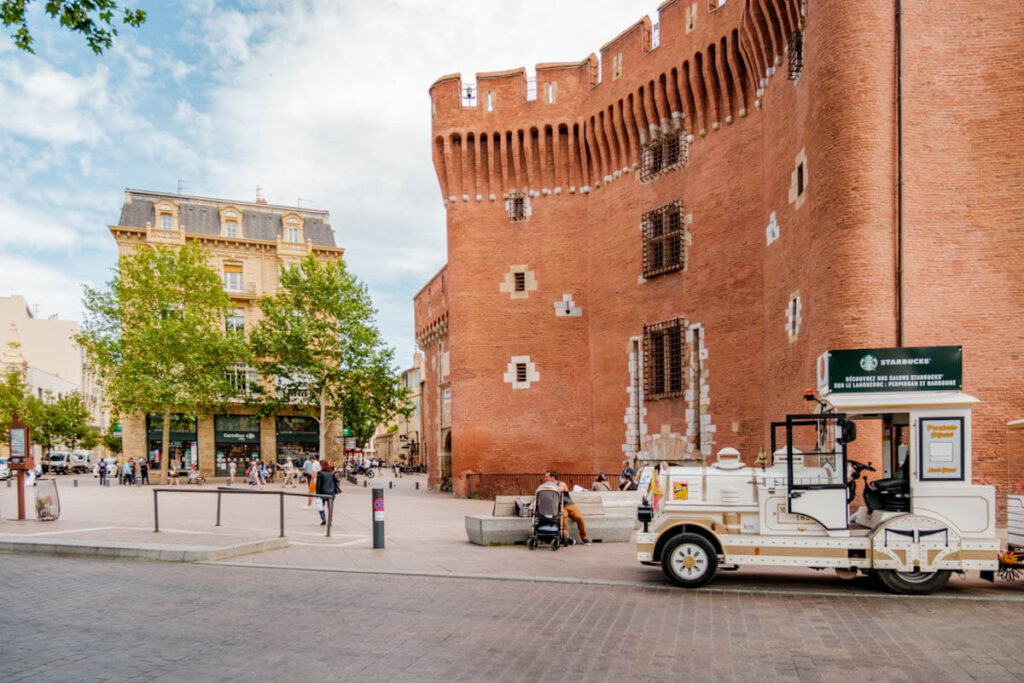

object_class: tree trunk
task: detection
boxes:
[160,409,171,485]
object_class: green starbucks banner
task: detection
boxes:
[817,346,962,394]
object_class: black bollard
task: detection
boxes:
[363,480,367,488]
[372,488,385,549]
[388,481,393,489]
[415,481,419,490]
[73,479,78,488]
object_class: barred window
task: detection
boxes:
[642,200,686,278]
[644,318,685,399]
[788,31,803,81]
[513,271,526,292]
[507,193,529,222]
[639,130,688,182]
[516,363,527,383]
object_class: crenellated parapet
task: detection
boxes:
[428,0,803,206]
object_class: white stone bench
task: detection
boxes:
[465,491,636,545]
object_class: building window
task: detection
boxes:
[287,226,300,243]
[513,271,526,292]
[516,363,527,383]
[786,294,803,340]
[642,200,686,278]
[486,92,495,112]
[226,308,245,333]
[226,220,238,238]
[640,130,688,183]
[226,364,258,397]
[503,355,539,389]
[612,54,623,80]
[545,82,557,104]
[160,214,172,230]
[223,263,243,292]
[645,318,685,400]
[507,193,529,222]
[788,31,803,81]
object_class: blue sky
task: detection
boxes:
[0,0,655,368]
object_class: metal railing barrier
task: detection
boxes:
[152,487,336,538]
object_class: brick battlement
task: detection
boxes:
[429,0,804,204]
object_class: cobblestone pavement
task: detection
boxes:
[3,554,1022,683]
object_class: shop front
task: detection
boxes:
[276,415,319,467]
[146,414,198,471]
[214,415,262,477]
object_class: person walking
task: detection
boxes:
[537,470,591,545]
[227,460,236,486]
[122,459,134,486]
[98,459,107,486]
[139,458,150,485]
[314,460,338,526]
[304,455,320,508]
[169,460,179,485]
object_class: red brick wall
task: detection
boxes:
[419,0,1024,507]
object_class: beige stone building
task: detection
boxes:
[109,189,346,478]
[372,353,425,468]
[0,296,108,459]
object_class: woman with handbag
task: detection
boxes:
[314,460,338,526]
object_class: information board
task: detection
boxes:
[919,417,964,481]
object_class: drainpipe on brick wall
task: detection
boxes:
[896,0,905,347]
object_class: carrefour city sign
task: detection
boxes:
[817,346,962,394]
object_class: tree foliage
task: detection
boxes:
[77,242,246,482]
[249,254,409,458]
[0,369,27,439]
[23,391,93,452]
[2,0,145,54]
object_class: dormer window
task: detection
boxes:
[160,214,172,229]
[220,207,243,239]
[282,214,305,244]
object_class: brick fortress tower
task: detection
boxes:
[415,1,1024,501]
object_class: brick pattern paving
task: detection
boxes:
[3,555,1022,682]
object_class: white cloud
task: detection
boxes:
[0,254,93,322]
[2,0,666,365]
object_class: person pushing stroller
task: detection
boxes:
[536,470,591,545]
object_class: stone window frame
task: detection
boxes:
[644,317,686,400]
[506,192,530,222]
[222,262,244,293]
[642,200,687,278]
[154,199,179,231]
[499,265,538,300]
[786,293,803,341]
[281,213,305,243]
[220,206,244,239]
[503,355,539,390]
[639,129,688,183]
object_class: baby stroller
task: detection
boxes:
[527,488,572,550]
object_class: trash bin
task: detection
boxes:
[35,478,60,521]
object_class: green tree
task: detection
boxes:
[102,419,122,456]
[0,368,28,439]
[2,0,145,54]
[22,391,93,454]
[77,242,247,484]
[248,253,409,461]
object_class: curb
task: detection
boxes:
[0,536,288,562]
